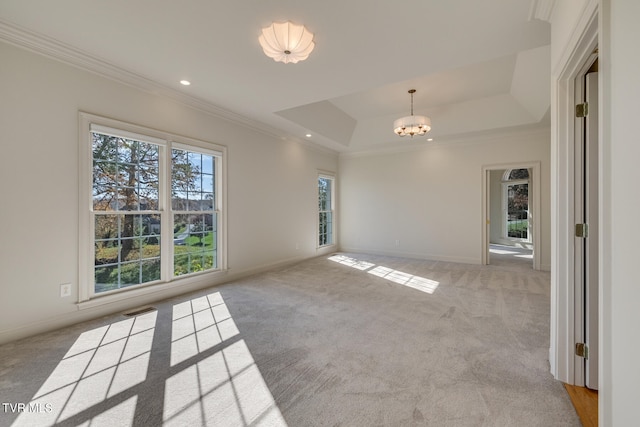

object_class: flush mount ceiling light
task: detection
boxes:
[259,21,315,64]
[394,89,431,137]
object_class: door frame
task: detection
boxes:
[481,161,541,270]
[549,3,598,385]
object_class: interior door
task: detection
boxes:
[584,71,599,390]
[574,64,599,390]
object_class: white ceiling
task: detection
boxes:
[0,0,551,153]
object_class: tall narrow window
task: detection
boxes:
[318,174,335,247]
[502,168,530,242]
[82,114,226,300]
[92,131,162,293]
[171,147,218,276]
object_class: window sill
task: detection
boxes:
[317,244,337,251]
[77,269,229,311]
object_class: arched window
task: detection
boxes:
[502,169,530,241]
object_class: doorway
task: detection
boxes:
[482,162,541,270]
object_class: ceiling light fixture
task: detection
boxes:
[180,80,191,86]
[394,89,431,137]
[259,21,315,64]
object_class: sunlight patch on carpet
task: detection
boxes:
[329,254,440,294]
[12,311,156,426]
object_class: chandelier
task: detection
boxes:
[394,89,431,137]
[259,21,315,64]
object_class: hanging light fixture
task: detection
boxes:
[259,21,315,64]
[394,89,431,137]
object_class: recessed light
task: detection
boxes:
[427,138,434,142]
[305,134,312,138]
[180,80,191,86]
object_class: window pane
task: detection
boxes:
[119,261,141,286]
[172,191,188,210]
[95,240,119,266]
[93,188,114,211]
[141,237,161,259]
[202,174,214,193]
[95,215,119,239]
[190,254,205,273]
[118,187,139,211]
[118,139,139,164]
[120,214,138,238]
[92,134,117,161]
[319,177,332,211]
[507,183,528,239]
[203,250,216,270]
[319,212,333,246]
[172,150,216,211]
[139,183,159,210]
[117,165,136,188]
[174,254,189,277]
[95,265,119,293]
[93,161,117,186]
[508,168,529,180]
[202,155,214,175]
[173,212,216,276]
[141,259,161,282]
[187,151,201,169]
[141,214,161,239]
[200,193,214,210]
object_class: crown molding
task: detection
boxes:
[0,19,306,145]
[528,0,557,23]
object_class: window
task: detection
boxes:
[80,114,225,300]
[92,131,162,292]
[502,168,530,242]
[318,174,335,247]
[171,147,217,277]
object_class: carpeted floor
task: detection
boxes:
[0,252,579,426]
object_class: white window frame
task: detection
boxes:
[317,172,336,248]
[501,169,531,243]
[79,113,227,304]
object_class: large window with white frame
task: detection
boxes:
[80,114,225,300]
[318,173,335,247]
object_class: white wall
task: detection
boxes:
[601,1,640,425]
[550,0,591,68]
[339,130,551,268]
[0,41,338,343]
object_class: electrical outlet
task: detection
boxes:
[60,283,72,298]
[395,239,400,247]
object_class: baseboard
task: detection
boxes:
[338,246,481,265]
[0,254,309,345]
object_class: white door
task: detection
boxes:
[584,71,599,390]
[575,68,599,390]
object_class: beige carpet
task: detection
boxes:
[0,252,579,426]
